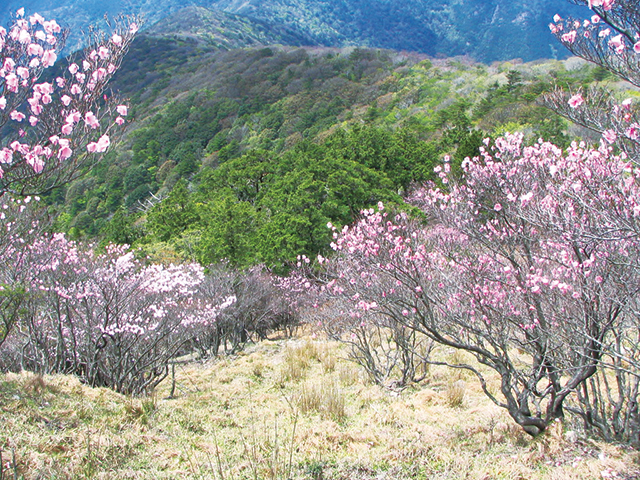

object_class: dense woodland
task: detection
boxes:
[46,28,612,269]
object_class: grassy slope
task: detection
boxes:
[2,332,638,479]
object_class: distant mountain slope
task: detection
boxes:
[2,0,584,62]
[147,6,308,50]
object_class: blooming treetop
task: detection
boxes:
[0,8,138,197]
[545,0,640,160]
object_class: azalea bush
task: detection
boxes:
[186,263,301,358]
[322,133,640,440]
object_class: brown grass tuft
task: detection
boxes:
[296,381,346,421]
[446,379,466,408]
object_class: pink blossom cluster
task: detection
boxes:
[1,228,236,393]
[0,8,137,185]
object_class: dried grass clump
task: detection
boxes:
[296,381,346,421]
[317,344,337,373]
[446,379,466,408]
[278,341,318,384]
[337,364,359,386]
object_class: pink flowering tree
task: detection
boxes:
[545,0,640,161]
[4,236,236,395]
[0,7,138,197]
[317,241,434,389]
[323,133,640,438]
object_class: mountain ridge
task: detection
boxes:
[2,0,584,62]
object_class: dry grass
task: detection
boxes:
[445,379,466,408]
[1,336,639,479]
[296,380,346,421]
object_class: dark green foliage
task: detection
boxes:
[147,179,200,242]
[195,193,263,267]
[102,208,143,246]
[192,130,412,268]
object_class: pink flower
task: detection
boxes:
[561,31,577,43]
[0,97,6,110]
[635,41,640,54]
[27,153,44,173]
[10,110,25,122]
[115,116,125,125]
[111,34,123,46]
[61,95,72,106]
[84,112,100,129]
[16,66,29,79]
[494,203,502,212]
[3,57,15,72]
[602,129,617,144]
[87,134,110,153]
[626,124,640,140]
[5,73,18,92]
[42,49,57,67]
[66,111,81,124]
[0,148,13,164]
[116,105,128,116]
[609,34,625,54]
[27,43,43,56]
[69,63,79,74]
[568,93,584,108]
[18,29,31,44]
[29,13,44,25]
[58,144,72,160]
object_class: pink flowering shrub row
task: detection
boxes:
[0,205,309,395]
[186,263,306,358]
[3,233,236,395]
[320,133,640,442]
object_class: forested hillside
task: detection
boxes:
[45,25,611,269]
